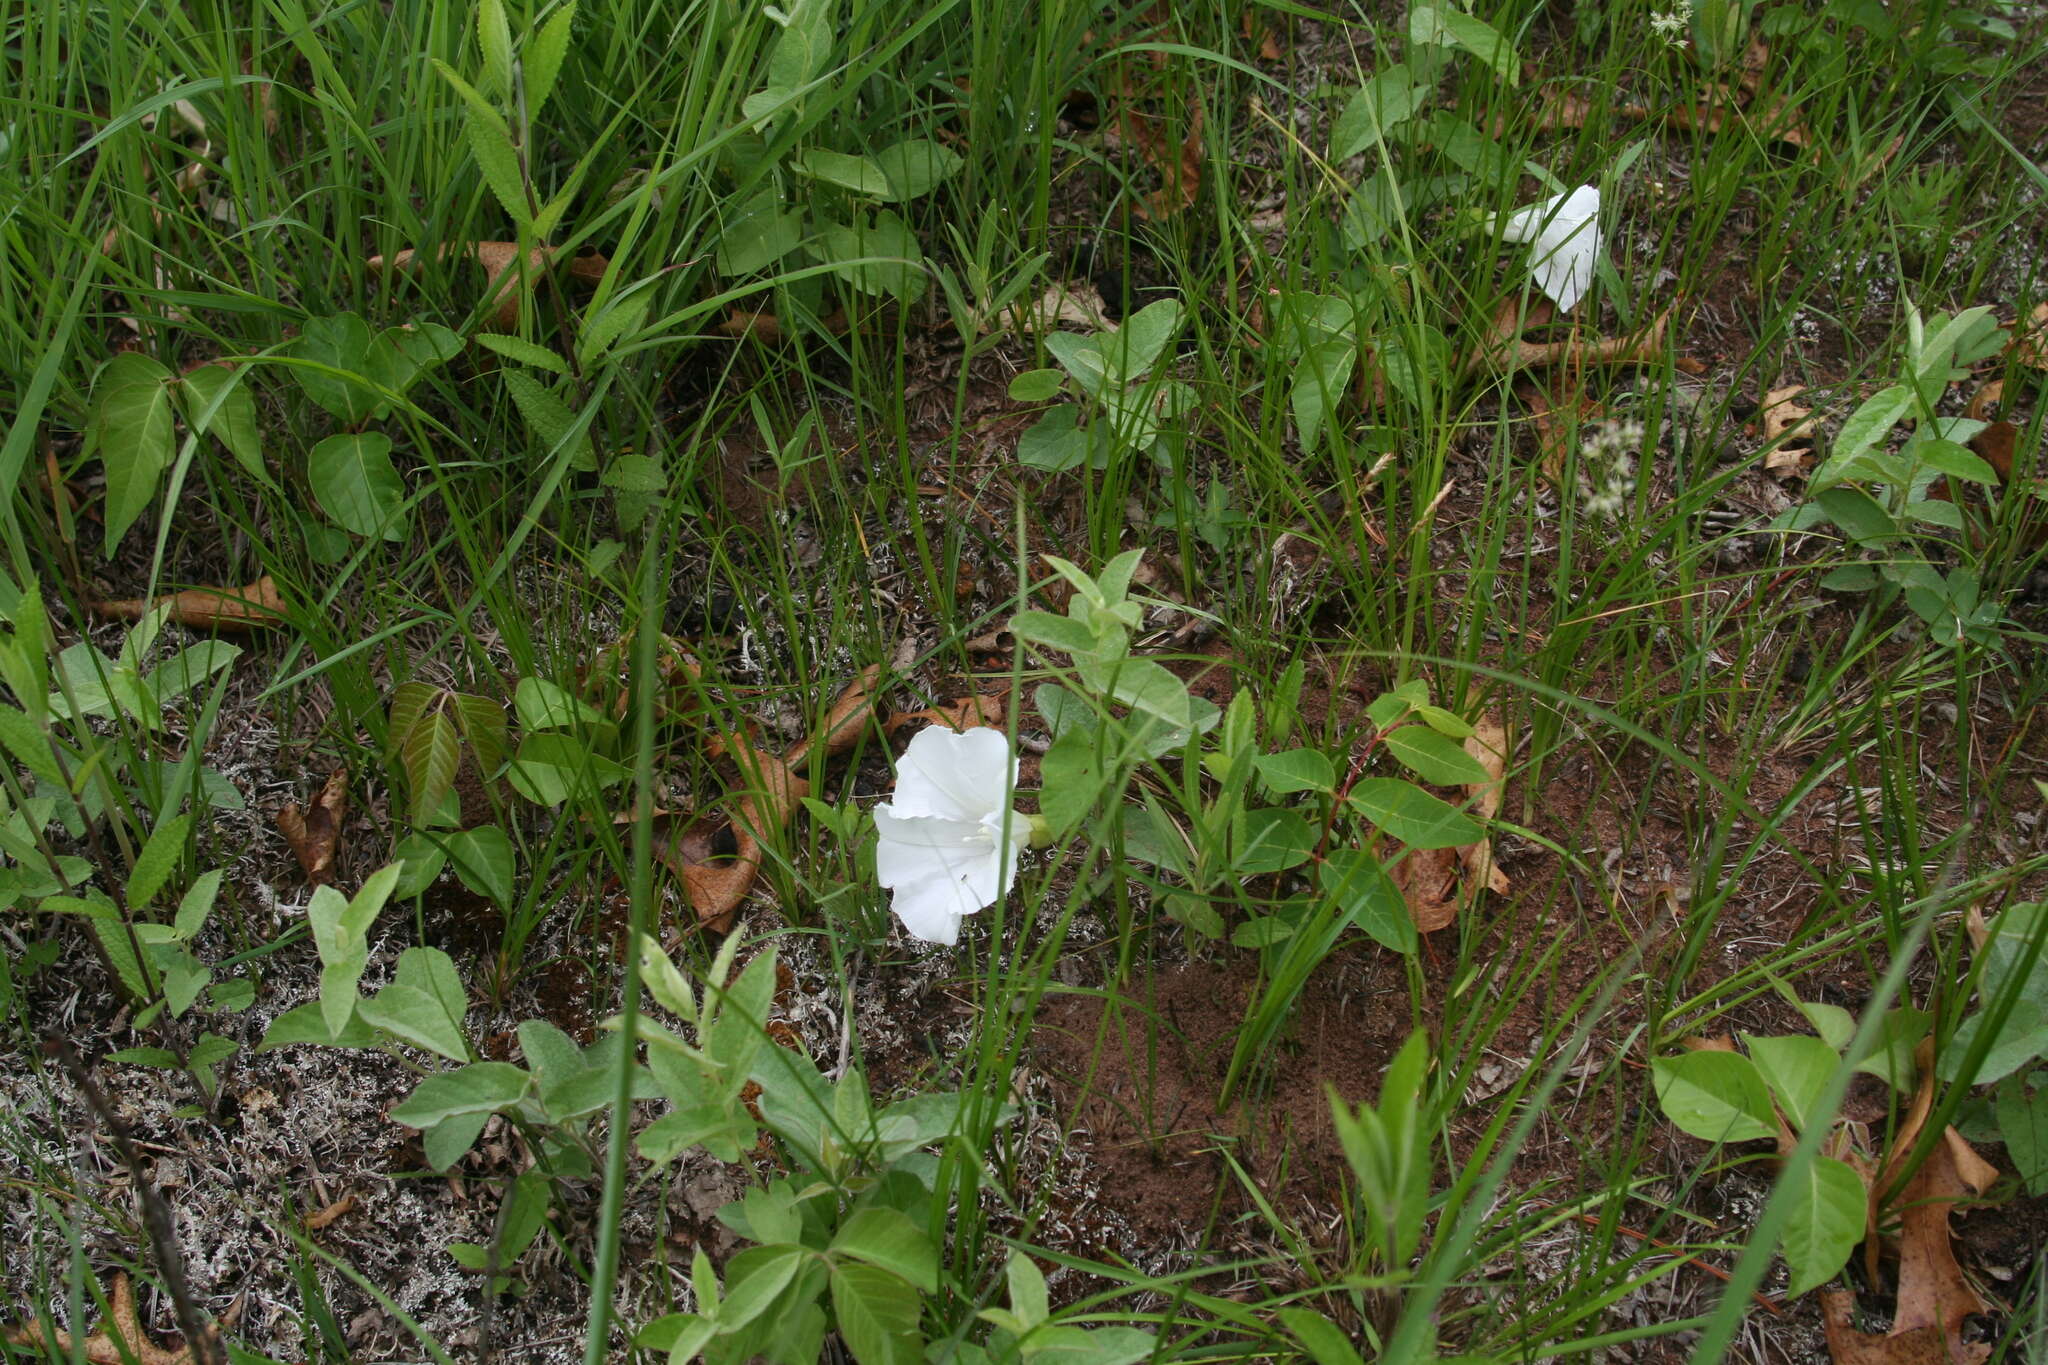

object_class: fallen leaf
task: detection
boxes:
[1117,98,1204,219]
[653,669,881,932]
[1393,714,1510,933]
[1889,1127,1997,1354]
[717,306,849,342]
[991,281,1117,336]
[5,1272,218,1365]
[2013,304,2048,371]
[276,768,347,887]
[1475,300,1693,375]
[368,241,609,330]
[1823,1290,1971,1365]
[91,577,286,633]
[304,1193,355,1230]
[1518,380,1602,485]
[885,689,1008,734]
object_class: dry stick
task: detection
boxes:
[43,1038,226,1365]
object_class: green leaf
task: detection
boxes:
[870,138,963,200]
[290,313,381,423]
[1037,728,1111,837]
[1742,1033,1838,1132]
[1814,487,1899,547]
[1253,753,1335,794]
[720,1244,809,1330]
[1995,1074,2048,1196]
[423,1111,491,1170]
[829,1261,922,1365]
[1317,848,1412,954]
[1430,6,1518,84]
[474,333,568,373]
[173,870,222,940]
[1015,405,1091,472]
[308,863,403,1039]
[1651,1051,1777,1143]
[1939,999,2048,1087]
[797,148,891,196]
[717,187,804,275]
[452,693,510,777]
[310,432,408,541]
[1913,438,1997,485]
[477,0,515,95]
[389,1061,532,1128]
[1347,778,1482,849]
[504,731,628,806]
[1101,657,1190,729]
[178,364,266,482]
[1330,64,1429,159]
[513,676,607,732]
[432,62,531,225]
[400,709,461,825]
[816,209,927,302]
[1382,724,1491,786]
[1004,1254,1049,1329]
[502,370,597,472]
[359,980,469,1062]
[257,1000,380,1050]
[830,1207,938,1292]
[1978,902,2048,1010]
[1109,299,1184,378]
[1816,384,1912,482]
[523,0,577,117]
[1011,606,1100,656]
[1779,1155,1866,1296]
[1279,1307,1368,1365]
[108,1046,181,1069]
[447,824,516,906]
[1234,807,1315,874]
[1797,999,1855,1051]
[0,706,62,783]
[1007,368,1066,402]
[127,812,192,910]
[93,352,177,554]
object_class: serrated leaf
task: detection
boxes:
[524,1,577,117]
[474,333,568,373]
[310,432,408,541]
[502,370,596,472]
[94,352,177,554]
[127,812,192,910]
[432,62,532,226]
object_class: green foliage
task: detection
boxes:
[1013,301,1194,472]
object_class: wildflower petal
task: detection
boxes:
[1500,185,1603,312]
[890,726,1018,821]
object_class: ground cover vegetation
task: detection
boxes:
[3,0,2048,1359]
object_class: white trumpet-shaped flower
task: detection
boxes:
[1500,185,1603,312]
[874,726,1030,945]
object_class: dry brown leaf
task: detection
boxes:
[1823,1291,1970,1365]
[2008,303,2048,371]
[304,1192,355,1231]
[91,576,286,633]
[368,241,609,330]
[992,281,1116,336]
[1392,714,1510,933]
[5,1273,217,1365]
[1119,99,1204,219]
[886,690,1008,735]
[1518,380,1601,485]
[653,669,881,933]
[276,768,346,887]
[717,306,849,342]
[1890,1127,1997,1351]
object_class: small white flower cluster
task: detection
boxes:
[1650,0,1692,46]
[1578,418,1647,520]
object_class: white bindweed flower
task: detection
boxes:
[1500,185,1603,312]
[874,726,1031,946]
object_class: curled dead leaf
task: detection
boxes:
[369,241,610,330]
[276,768,347,887]
[651,669,882,932]
[2009,303,2048,371]
[886,688,1009,735]
[304,1192,356,1231]
[5,1272,218,1365]
[91,576,286,633]
[1392,715,1510,933]
[1116,98,1203,219]
[1475,300,1693,375]
[991,281,1117,336]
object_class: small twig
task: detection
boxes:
[1560,1208,1783,1316]
[43,1038,226,1365]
